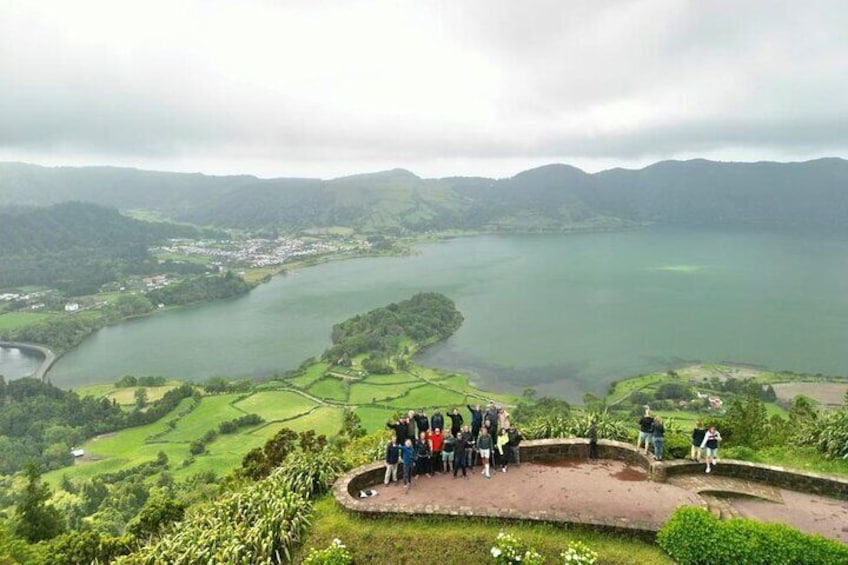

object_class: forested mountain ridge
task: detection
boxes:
[0,202,207,293]
[3,158,848,233]
[0,202,201,253]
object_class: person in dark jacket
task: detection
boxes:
[384,436,400,485]
[691,420,706,461]
[467,404,483,440]
[448,408,464,436]
[637,409,654,454]
[430,410,444,433]
[507,426,523,465]
[476,427,494,478]
[400,439,415,490]
[454,426,473,479]
[386,418,407,446]
[415,431,432,477]
[588,419,598,460]
[414,410,430,436]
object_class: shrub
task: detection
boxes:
[489,531,544,565]
[302,538,353,565]
[657,506,848,565]
[663,431,691,459]
[558,540,598,564]
[120,468,314,564]
[524,411,630,442]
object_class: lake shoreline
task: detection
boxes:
[0,340,56,381]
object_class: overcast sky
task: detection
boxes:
[1,1,847,179]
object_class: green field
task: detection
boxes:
[160,394,244,442]
[0,311,55,331]
[348,382,410,404]
[250,406,343,440]
[389,384,467,410]
[354,406,399,433]
[233,390,318,421]
[43,354,520,489]
[307,377,349,402]
[287,362,329,388]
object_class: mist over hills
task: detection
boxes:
[2,158,847,233]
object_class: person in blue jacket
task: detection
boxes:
[400,438,415,491]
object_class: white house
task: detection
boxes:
[64,302,80,312]
[71,448,85,457]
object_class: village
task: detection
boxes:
[0,235,372,318]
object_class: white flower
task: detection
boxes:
[491,547,502,558]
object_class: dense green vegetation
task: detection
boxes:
[5,159,848,233]
[0,202,209,294]
[323,292,463,363]
[0,272,252,352]
[658,506,848,565]
[0,377,194,475]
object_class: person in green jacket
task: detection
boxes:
[476,427,494,478]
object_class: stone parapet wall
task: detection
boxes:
[332,438,848,537]
[657,459,848,499]
[519,438,651,469]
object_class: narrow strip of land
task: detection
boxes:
[0,340,56,381]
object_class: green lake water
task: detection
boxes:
[37,229,848,401]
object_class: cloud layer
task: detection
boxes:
[2,0,847,178]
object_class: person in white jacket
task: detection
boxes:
[700,425,722,473]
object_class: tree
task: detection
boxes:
[134,387,148,409]
[723,391,769,448]
[14,463,65,542]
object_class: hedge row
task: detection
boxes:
[657,506,848,565]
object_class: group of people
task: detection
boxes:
[385,401,523,490]
[636,409,722,472]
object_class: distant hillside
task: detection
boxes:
[2,158,848,232]
[0,202,205,293]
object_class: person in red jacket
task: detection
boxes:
[429,428,444,473]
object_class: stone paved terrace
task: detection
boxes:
[334,439,848,543]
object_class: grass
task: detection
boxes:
[0,311,54,331]
[232,390,318,421]
[361,373,419,385]
[159,394,244,442]
[43,397,197,487]
[307,377,349,402]
[287,362,329,388]
[298,496,672,564]
[388,384,467,410]
[106,385,179,406]
[354,406,399,433]
[250,406,343,440]
[348,382,410,404]
[722,445,848,478]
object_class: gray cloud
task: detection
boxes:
[1,0,846,177]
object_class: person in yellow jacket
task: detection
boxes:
[496,428,511,473]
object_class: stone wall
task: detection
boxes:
[657,459,848,499]
[519,438,651,469]
[332,438,848,537]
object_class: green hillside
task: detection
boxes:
[5,158,848,234]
